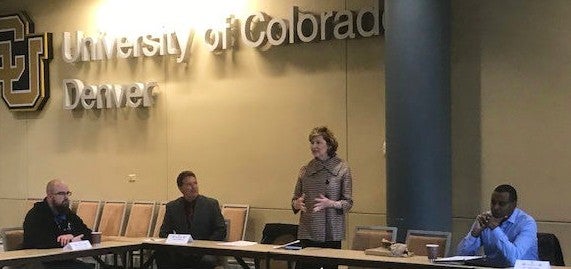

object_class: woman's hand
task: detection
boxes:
[314,194,336,212]
[293,194,307,212]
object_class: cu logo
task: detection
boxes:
[0,12,52,111]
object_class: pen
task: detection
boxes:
[273,239,301,249]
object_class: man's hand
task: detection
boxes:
[56,234,75,246]
[72,234,84,242]
[471,212,491,237]
[313,194,334,212]
[293,194,307,212]
[56,234,84,246]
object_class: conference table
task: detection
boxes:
[3,238,565,269]
[271,247,436,269]
[0,240,140,268]
[139,239,474,269]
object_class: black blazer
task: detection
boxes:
[159,196,226,241]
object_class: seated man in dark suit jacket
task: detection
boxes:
[157,170,227,269]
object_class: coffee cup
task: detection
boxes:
[91,231,102,245]
[426,244,439,261]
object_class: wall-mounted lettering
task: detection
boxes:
[63,79,157,110]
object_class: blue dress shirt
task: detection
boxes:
[456,208,538,267]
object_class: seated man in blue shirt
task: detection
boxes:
[456,184,538,267]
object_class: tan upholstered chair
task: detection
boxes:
[221,204,250,268]
[405,229,451,258]
[96,201,127,236]
[348,226,397,269]
[221,204,249,242]
[121,201,155,268]
[75,200,101,231]
[1,227,44,269]
[351,226,398,251]
[137,202,167,269]
[124,201,155,237]
[1,227,24,251]
[152,202,167,238]
[75,201,102,267]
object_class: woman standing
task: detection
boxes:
[291,126,353,269]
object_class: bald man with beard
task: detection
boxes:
[23,179,94,269]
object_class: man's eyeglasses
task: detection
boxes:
[53,191,72,197]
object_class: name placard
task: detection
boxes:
[515,260,550,269]
[165,234,193,245]
[63,240,93,251]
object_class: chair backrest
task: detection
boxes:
[351,226,398,251]
[75,200,101,231]
[405,229,451,258]
[25,198,43,212]
[97,201,127,236]
[259,223,298,269]
[0,227,24,251]
[152,202,167,238]
[261,223,298,245]
[221,204,249,241]
[124,201,156,237]
[538,232,565,266]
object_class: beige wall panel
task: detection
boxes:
[3,0,169,201]
[24,94,169,201]
[480,0,571,221]
[0,199,27,229]
[24,56,169,201]
[21,0,101,32]
[450,0,482,219]
[451,218,475,255]
[345,0,385,215]
[0,106,28,198]
[165,69,348,206]
[163,0,357,207]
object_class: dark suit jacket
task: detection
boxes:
[159,195,226,241]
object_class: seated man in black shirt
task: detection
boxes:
[23,179,93,269]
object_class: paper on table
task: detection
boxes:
[217,240,258,246]
[514,259,550,269]
[433,256,486,262]
[63,240,92,251]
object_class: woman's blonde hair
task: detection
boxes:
[308,126,338,157]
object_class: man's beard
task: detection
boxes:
[54,202,70,214]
